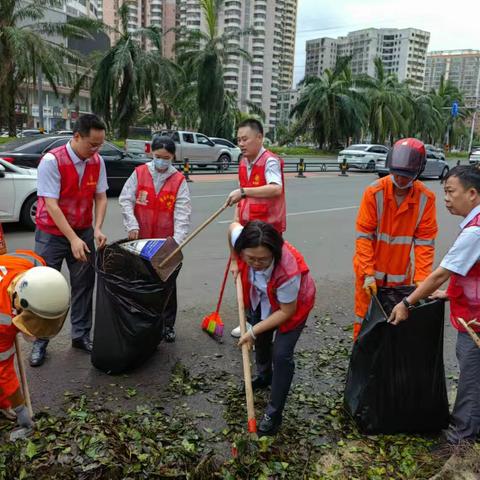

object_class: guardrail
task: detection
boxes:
[172,157,345,178]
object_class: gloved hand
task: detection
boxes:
[363,275,377,296]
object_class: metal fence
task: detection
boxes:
[174,158,343,178]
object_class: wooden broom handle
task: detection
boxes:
[15,336,33,418]
[235,276,257,433]
[158,202,229,268]
[457,318,480,349]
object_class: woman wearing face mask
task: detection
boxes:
[229,220,316,435]
[119,135,191,342]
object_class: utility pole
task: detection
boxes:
[37,65,44,131]
[468,58,480,153]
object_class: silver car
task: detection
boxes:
[337,144,389,171]
[376,150,449,179]
[469,148,480,165]
[210,137,242,163]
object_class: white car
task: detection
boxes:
[0,158,37,230]
[337,144,389,171]
[469,149,480,165]
[209,137,242,163]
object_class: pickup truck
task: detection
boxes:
[126,130,235,169]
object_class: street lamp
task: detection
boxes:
[468,57,480,153]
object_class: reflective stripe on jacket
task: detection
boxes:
[133,164,185,239]
[36,145,100,236]
[447,212,480,332]
[238,150,286,233]
[0,251,45,353]
[353,176,437,318]
[239,241,316,332]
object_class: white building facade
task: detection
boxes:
[305,27,430,90]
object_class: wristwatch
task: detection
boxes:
[402,298,414,310]
[240,187,247,199]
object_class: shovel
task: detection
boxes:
[235,275,257,434]
[457,317,480,349]
[155,202,229,281]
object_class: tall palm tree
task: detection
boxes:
[361,58,410,144]
[0,0,99,135]
[175,0,253,136]
[291,57,368,149]
[90,1,177,138]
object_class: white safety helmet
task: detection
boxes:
[14,267,70,319]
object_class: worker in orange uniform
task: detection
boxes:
[353,138,438,341]
[0,250,70,440]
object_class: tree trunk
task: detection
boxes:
[7,73,17,136]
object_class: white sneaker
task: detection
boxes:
[0,408,16,421]
[231,323,252,338]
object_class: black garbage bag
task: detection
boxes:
[344,286,449,434]
[92,241,179,374]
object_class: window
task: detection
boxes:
[196,134,212,146]
[99,143,121,157]
[183,133,194,144]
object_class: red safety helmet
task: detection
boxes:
[386,138,426,179]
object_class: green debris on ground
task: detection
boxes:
[0,313,477,479]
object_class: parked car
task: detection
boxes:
[0,158,38,230]
[425,144,446,161]
[0,136,150,194]
[209,137,242,163]
[17,129,46,137]
[155,130,234,169]
[337,144,389,171]
[376,150,449,179]
[469,148,480,165]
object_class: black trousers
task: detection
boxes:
[34,227,95,341]
[248,306,305,419]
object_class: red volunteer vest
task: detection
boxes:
[447,212,480,333]
[134,165,185,239]
[36,145,100,236]
[240,242,316,333]
[238,150,286,233]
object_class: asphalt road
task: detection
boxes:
[3,170,461,413]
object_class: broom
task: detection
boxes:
[201,258,231,339]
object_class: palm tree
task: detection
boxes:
[291,57,368,149]
[0,0,99,135]
[90,1,178,138]
[361,58,410,144]
[175,0,253,137]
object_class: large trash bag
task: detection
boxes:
[92,241,179,374]
[344,286,449,434]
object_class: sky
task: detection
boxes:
[293,0,480,85]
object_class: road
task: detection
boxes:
[3,170,461,413]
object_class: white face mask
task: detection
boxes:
[391,175,414,190]
[154,158,171,170]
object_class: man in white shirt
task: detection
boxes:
[31,114,108,366]
[226,119,287,337]
[389,165,480,445]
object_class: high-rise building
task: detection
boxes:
[179,0,298,130]
[424,50,480,107]
[305,28,430,90]
[100,0,176,57]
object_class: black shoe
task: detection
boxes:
[72,337,93,353]
[29,340,48,367]
[251,375,272,391]
[164,326,176,343]
[258,413,282,436]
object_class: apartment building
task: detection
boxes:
[179,0,298,130]
[101,0,176,57]
[424,50,480,106]
[277,88,300,127]
[305,28,430,90]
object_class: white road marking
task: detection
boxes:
[217,205,358,223]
